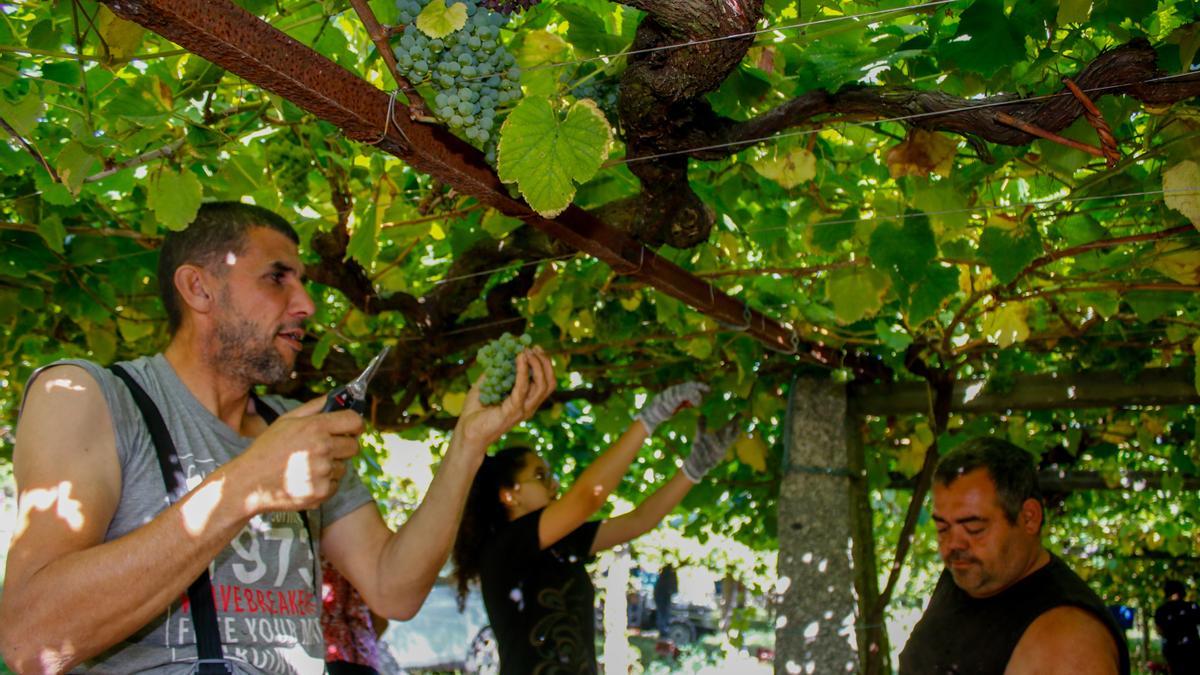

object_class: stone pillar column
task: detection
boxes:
[775,378,873,674]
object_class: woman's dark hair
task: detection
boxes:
[157,201,299,335]
[451,445,533,610]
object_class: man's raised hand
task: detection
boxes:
[456,347,556,451]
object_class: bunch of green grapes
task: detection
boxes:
[394,0,522,163]
[475,332,533,405]
[566,65,620,123]
[265,141,313,203]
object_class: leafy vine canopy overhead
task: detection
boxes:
[1,0,1199,512]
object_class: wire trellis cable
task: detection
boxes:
[747,187,1200,233]
[390,185,1199,295]
[509,0,961,79]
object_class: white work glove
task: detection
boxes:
[682,416,742,483]
[634,381,709,435]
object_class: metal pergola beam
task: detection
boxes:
[102,0,875,370]
[849,368,1200,415]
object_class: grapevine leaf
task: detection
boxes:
[868,214,936,287]
[84,322,118,364]
[825,267,890,324]
[415,0,468,39]
[147,168,203,231]
[36,214,66,254]
[311,331,336,369]
[442,390,467,416]
[811,209,858,252]
[981,302,1030,348]
[517,31,571,97]
[1194,336,1200,396]
[117,308,157,343]
[0,93,44,138]
[497,98,612,217]
[734,433,768,473]
[96,7,146,65]
[1151,242,1200,284]
[979,223,1042,285]
[1164,160,1200,230]
[556,3,627,56]
[684,336,713,360]
[907,264,960,326]
[482,210,524,238]
[935,0,1026,78]
[751,147,816,188]
[1092,0,1156,24]
[886,130,958,178]
[55,141,100,196]
[1056,0,1091,24]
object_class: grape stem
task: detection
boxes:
[348,0,431,118]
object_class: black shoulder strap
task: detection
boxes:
[109,365,231,675]
[250,392,279,424]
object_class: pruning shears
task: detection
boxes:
[322,345,391,415]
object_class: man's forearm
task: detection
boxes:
[372,436,483,619]
[0,468,253,674]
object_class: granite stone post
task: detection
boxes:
[775,378,879,674]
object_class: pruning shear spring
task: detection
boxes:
[322,345,391,415]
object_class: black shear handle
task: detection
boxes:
[322,386,366,414]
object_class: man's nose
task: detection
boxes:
[946,529,969,551]
[291,284,316,318]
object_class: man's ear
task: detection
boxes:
[174,264,216,315]
[1020,497,1043,533]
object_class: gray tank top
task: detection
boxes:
[29,355,374,675]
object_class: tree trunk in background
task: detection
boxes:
[601,547,635,674]
[777,379,883,674]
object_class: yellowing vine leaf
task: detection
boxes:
[752,146,816,188]
[1164,160,1200,230]
[886,129,959,178]
[518,30,571,67]
[442,390,467,416]
[97,7,145,65]
[416,0,468,39]
[1056,0,1092,25]
[1151,241,1200,284]
[734,433,768,473]
[981,302,1030,348]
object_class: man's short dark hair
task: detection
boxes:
[157,201,298,334]
[934,437,1042,525]
[1165,579,1186,599]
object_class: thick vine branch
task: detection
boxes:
[701,39,1200,160]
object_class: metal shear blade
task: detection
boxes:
[346,345,390,400]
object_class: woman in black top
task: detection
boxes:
[451,381,740,674]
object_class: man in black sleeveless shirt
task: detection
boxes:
[899,438,1130,674]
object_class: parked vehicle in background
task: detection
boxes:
[379,580,496,673]
[626,568,719,644]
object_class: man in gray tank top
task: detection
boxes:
[0,202,557,674]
